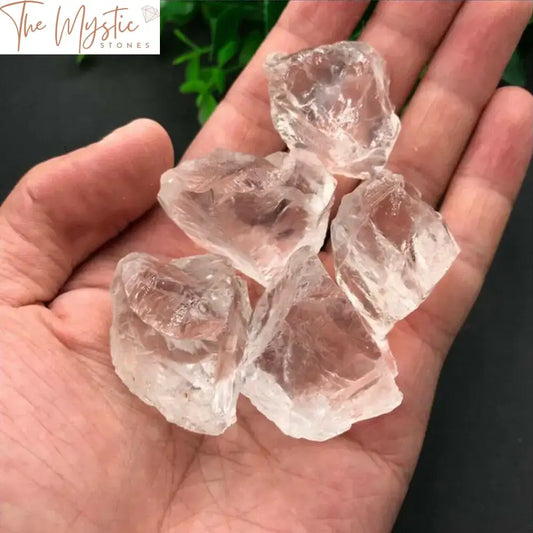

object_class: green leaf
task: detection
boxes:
[209,6,241,59]
[361,0,379,24]
[201,1,238,19]
[76,54,86,65]
[185,56,200,81]
[350,0,378,40]
[172,46,211,66]
[161,0,196,17]
[198,93,218,124]
[200,1,224,18]
[502,51,526,87]
[263,0,286,35]
[174,28,198,49]
[240,3,265,22]
[351,24,363,40]
[180,79,208,94]
[198,67,215,83]
[239,30,262,66]
[160,1,196,27]
[160,2,195,19]
[211,68,226,93]
[188,67,226,94]
[172,50,197,66]
[217,41,238,66]
[200,0,264,23]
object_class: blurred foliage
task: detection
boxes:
[500,9,533,86]
[163,0,289,124]
[503,51,527,87]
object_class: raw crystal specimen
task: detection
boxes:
[110,252,251,435]
[331,170,460,335]
[265,41,400,177]
[109,40,463,441]
[242,247,402,441]
[158,148,336,286]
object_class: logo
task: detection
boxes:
[141,4,159,23]
[0,0,160,54]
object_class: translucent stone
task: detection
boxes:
[265,41,400,177]
[158,148,336,287]
[242,247,402,441]
[331,170,460,335]
[110,252,251,435]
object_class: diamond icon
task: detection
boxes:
[142,5,159,23]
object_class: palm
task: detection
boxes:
[2,274,424,532]
[2,2,532,532]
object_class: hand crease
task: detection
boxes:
[157,435,205,533]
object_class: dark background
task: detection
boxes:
[1,25,532,533]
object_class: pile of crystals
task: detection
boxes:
[110,42,459,441]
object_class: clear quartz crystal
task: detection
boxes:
[110,252,251,435]
[158,148,336,287]
[109,40,465,441]
[242,247,402,441]
[265,41,400,178]
[331,169,460,335]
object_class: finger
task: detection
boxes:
[349,86,533,479]
[333,0,464,201]
[186,0,370,159]
[0,119,173,307]
[361,0,462,108]
[388,0,532,205]
[64,1,369,290]
[401,86,533,361]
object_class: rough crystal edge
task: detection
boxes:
[110,305,238,435]
[264,41,401,178]
[355,170,460,266]
[115,251,252,335]
[111,351,238,436]
[242,359,402,441]
[264,41,388,80]
[241,248,403,440]
[332,171,461,334]
[159,148,260,193]
[157,149,337,287]
[110,251,250,436]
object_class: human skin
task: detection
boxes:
[1,1,532,532]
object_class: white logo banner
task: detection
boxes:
[0,0,160,54]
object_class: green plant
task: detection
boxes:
[503,50,527,87]
[163,0,288,124]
